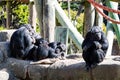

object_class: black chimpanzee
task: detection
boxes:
[48,42,66,57]
[10,24,66,61]
[82,26,108,70]
[10,24,41,59]
[25,39,66,61]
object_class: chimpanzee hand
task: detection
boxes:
[93,41,102,49]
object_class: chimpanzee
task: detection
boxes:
[10,24,66,61]
[48,42,66,56]
[82,26,108,70]
[10,24,41,59]
[25,39,66,61]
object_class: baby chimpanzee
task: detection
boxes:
[48,42,66,57]
[82,26,108,70]
[25,38,66,61]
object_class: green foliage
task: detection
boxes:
[76,13,84,34]
[0,4,29,29]
[12,4,29,26]
[61,2,80,11]
[36,24,40,32]
[60,1,84,34]
[64,10,84,34]
[0,26,6,30]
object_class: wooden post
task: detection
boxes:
[6,1,12,29]
[43,0,55,42]
[34,0,44,36]
[28,2,37,31]
[106,22,114,57]
[83,1,95,36]
[106,1,119,56]
[35,0,55,42]
[67,0,71,19]
[55,27,69,55]
[95,0,103,28]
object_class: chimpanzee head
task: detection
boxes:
[90,26,102,41]
[20,24,35,36]
[35,38,48,46]
[55,42,66,53]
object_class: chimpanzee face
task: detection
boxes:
[90,26,102,41]
[94,32,101,40]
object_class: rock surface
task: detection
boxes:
[0,36,120,80]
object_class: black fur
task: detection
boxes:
[82,26,108,70]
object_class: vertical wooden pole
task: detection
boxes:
[34,0,44,36]
[28,2,37,31]
[67,0,71,19]
[83,1,95,36]
[35,0,55,42]
[6,1,12,29]
[43,0,55,42]
[95,0,103,28]
[106,22,114,57]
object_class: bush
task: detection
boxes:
[12,4,29,28]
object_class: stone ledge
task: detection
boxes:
[0,42,120,80]
[0,30,16,42]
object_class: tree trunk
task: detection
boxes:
[34,0,44,37]
[35,0,55,42]
[83,1,95,37]
[28,2,37,31]
[6,1,12,29]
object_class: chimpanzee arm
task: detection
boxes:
[93,41,102,49]
[100,32,109,52]
[48,48,64,58]
[24,29,34,56]
[82,32,94,51]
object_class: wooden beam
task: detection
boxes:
[6,1,12,29]
[106,21,114,57]
[35,0,55,42]
[43,0,56,42]
[28,2,37,31]
[95,0,103,28]
[34,0,44,37]
[54,0,84,50]
[83,1,95,36]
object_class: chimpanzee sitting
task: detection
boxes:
[25,38,66,61]
[82,26,108,70]
[10,24,41,59]
[10,24,66,61]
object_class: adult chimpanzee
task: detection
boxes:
[82,26,108,71]
[10,24,41,59]
[10,24,66,61]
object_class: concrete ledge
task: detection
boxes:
[0,57,120,80]
[0,30,16,42]
[0,42,120,80]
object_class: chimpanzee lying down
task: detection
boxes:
[82,26,108,71]
[10,24,66,61]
